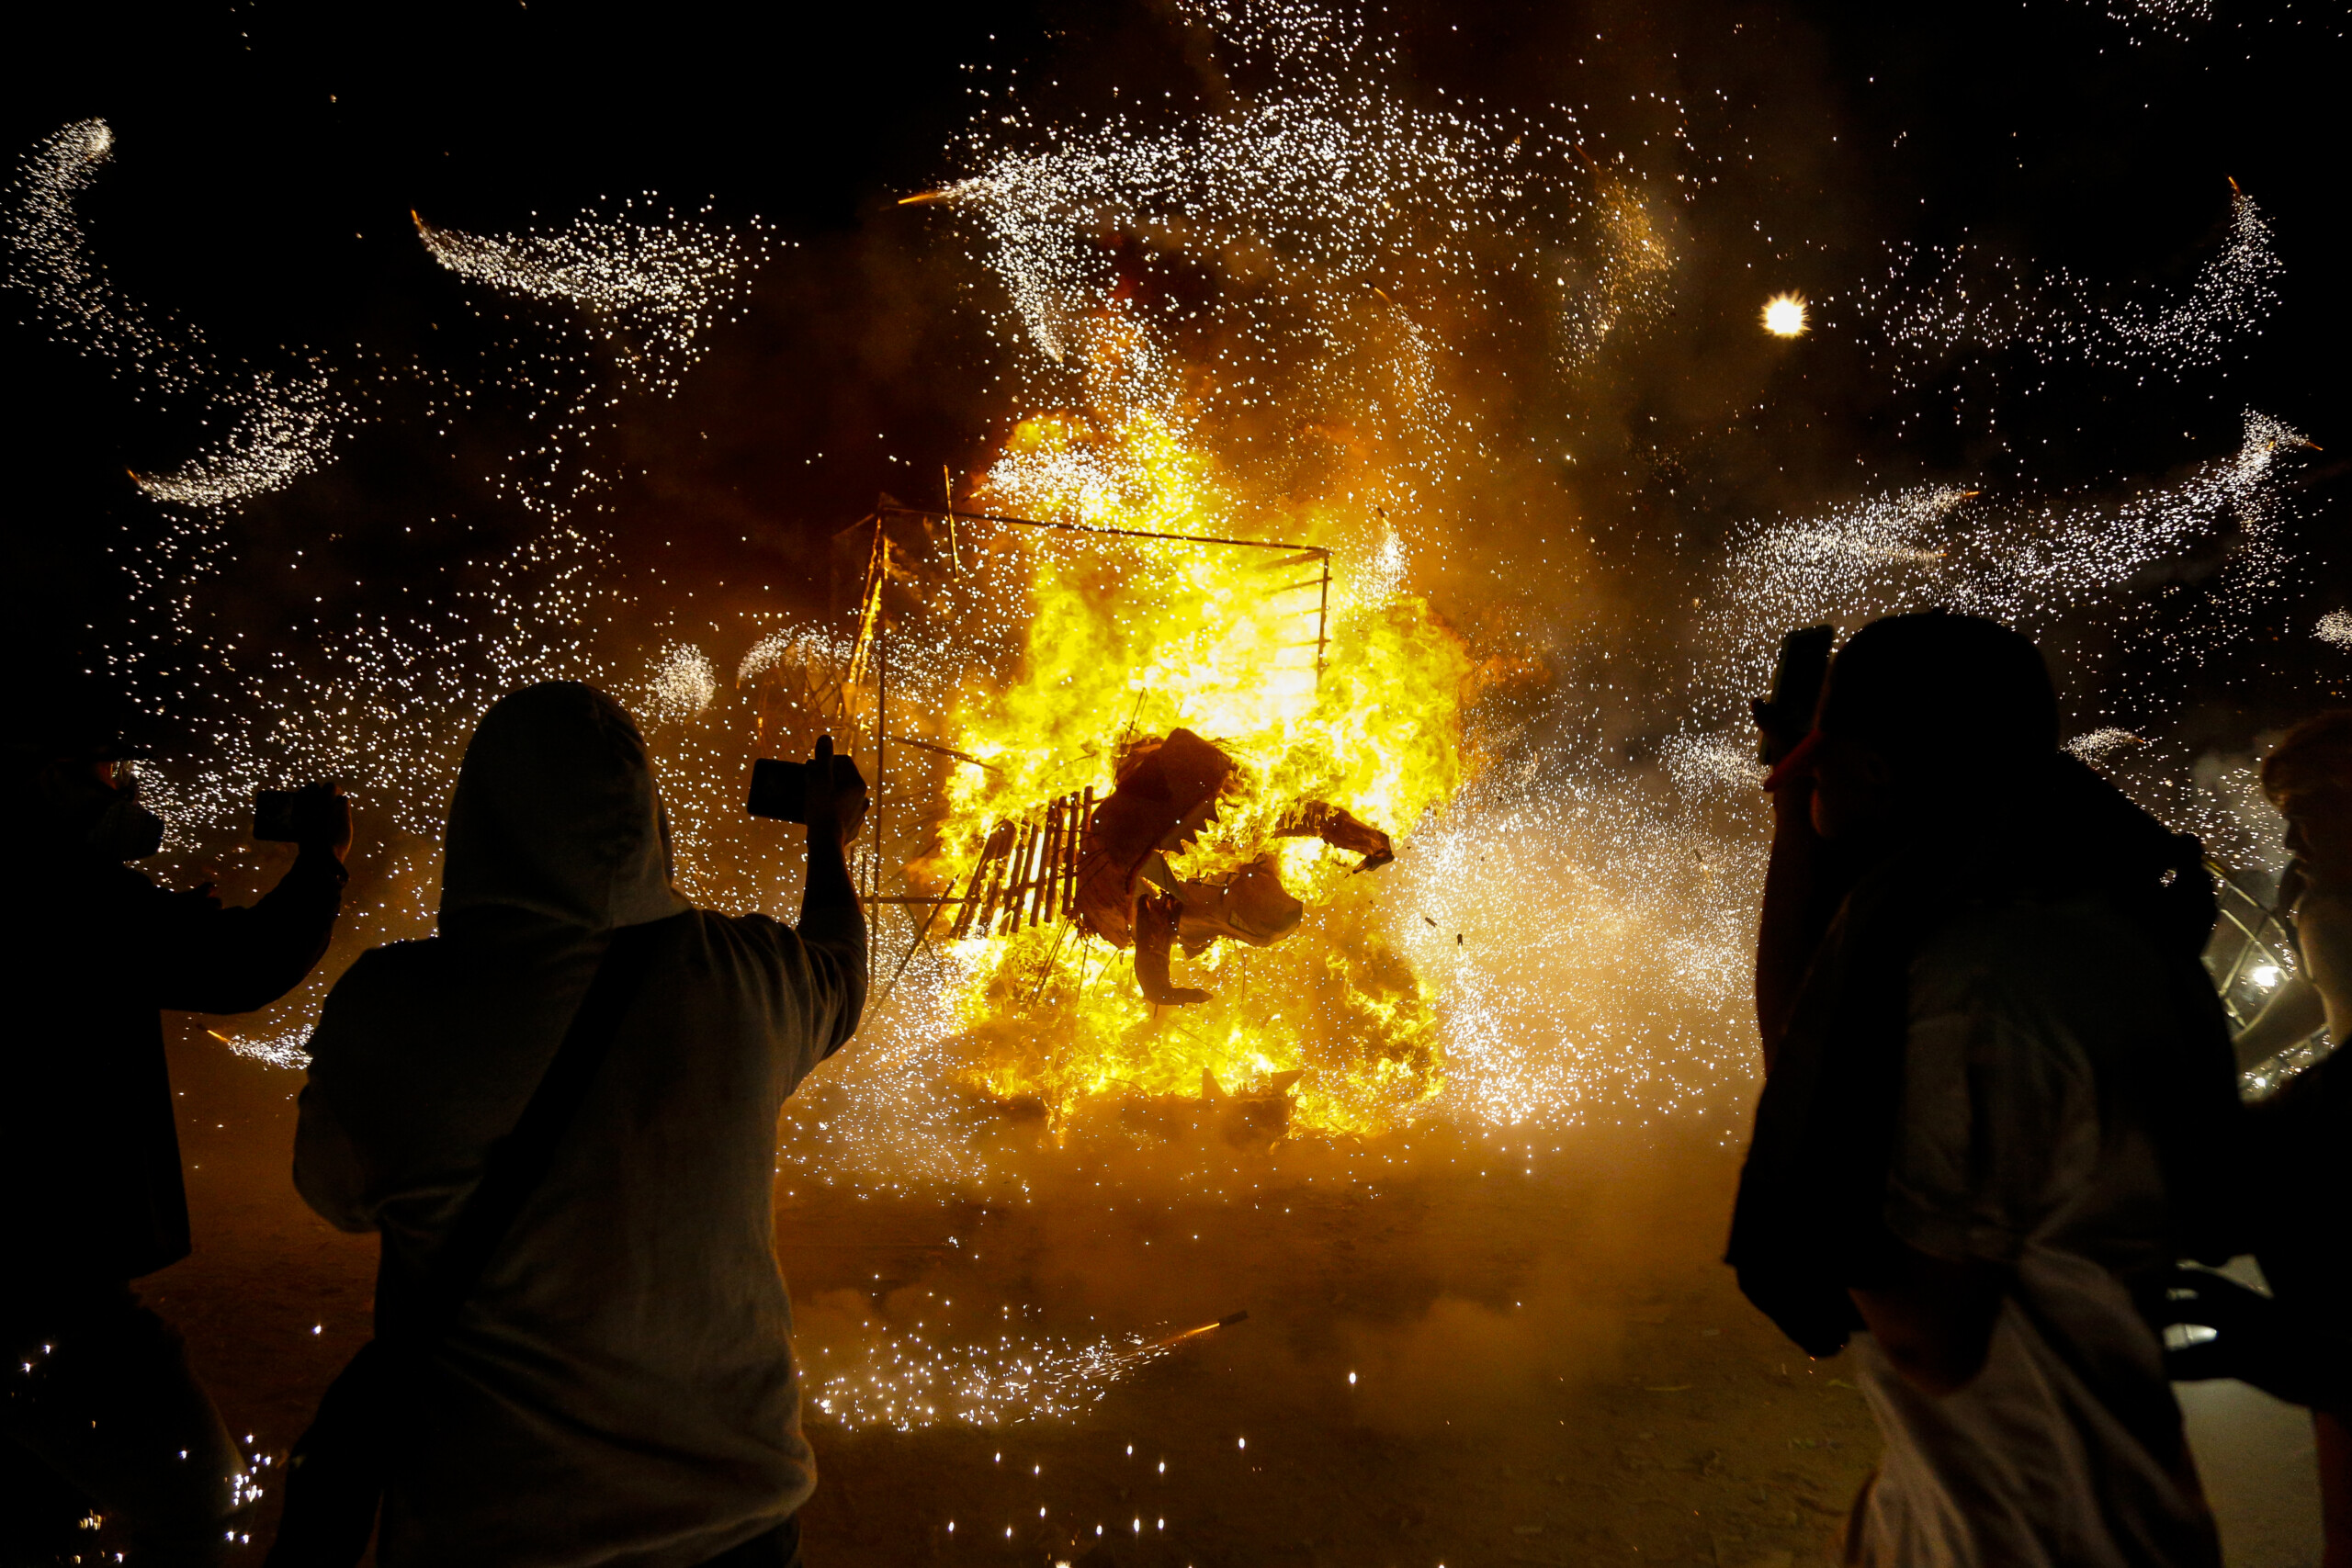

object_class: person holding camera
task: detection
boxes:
[2,678,350,1566]
[280,682,865,1568]
[1729,613,2243,1568]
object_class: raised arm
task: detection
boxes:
[796,737,869,1045]
[142,788,351,1014]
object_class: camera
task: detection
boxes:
[253,784,344,843]
[1751,625,1836,766]
[744,754,865,824]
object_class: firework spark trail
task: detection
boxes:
[413,201,773,515]
[806,1314,1243,1431]
[643,644,720,724]
[4,119,175,380]
[1843,189,2279,384]
[1647,411,2313,910]
[413,206,763,396]
[0,136,773,1062]
[1680,411,2311,757]
[0,120,754,869]
[1394,746,1760,1134]
[2064,728,2147,762]
[175,523,635,1067]
[130,367,346,508]
[2,119,350,514]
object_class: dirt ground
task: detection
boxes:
[103,1020,2317,1567]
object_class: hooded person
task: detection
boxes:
[1727,612,2242,1568]
[288,682,865,1568]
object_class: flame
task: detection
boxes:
[905,396,1474,1138]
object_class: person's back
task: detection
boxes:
[1730,612,2240,1568]
[1856,883,2218,1566]
[292,682,865,1568]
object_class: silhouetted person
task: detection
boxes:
[1728,612,2242,1568]
[284,682,864,1567]
[2163,710,2352,1566]
[1,679,348,1565]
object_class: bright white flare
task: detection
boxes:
[1762,293,1808,337]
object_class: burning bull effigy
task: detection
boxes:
[1056,728,1394,1005]
[933,725,1404,997]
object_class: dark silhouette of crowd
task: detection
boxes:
[4,618,2346,1568]
[5,681,862,1568]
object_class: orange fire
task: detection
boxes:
[893,390,1476,1137]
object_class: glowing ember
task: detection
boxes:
[1761,292,1808,338]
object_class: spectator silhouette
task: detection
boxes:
[2163,710,2352,1566]
[1729,612,2243,1568]
[1,676,347,1565]
[279,682,864,1567]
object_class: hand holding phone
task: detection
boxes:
[253,781,353,862]
[745,743,867,844]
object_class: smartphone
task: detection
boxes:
[1752,625,1836,765]
[745,754,864,823]
[254,786,338,843]
[745,759,813,823]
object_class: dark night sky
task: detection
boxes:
[4,0,2346,743]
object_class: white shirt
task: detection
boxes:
[1849,893,2223,1568]
[293,684,863,1568]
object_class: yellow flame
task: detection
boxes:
[910,400,1473,1137]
